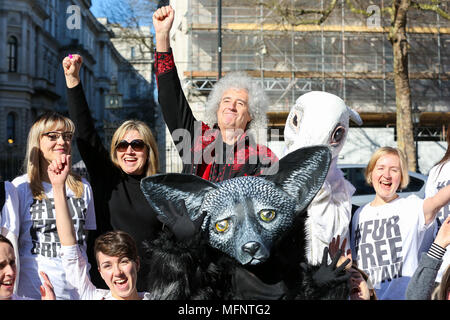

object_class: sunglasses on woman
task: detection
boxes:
[115,139,147,152]
[43,131,74,141]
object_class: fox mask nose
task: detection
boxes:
[242,241,260,256]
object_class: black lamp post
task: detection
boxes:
[217,0,222,80]
[412,103,421,173]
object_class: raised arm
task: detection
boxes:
[62,54,113,180]
[153,5,174,52]
[48,154,99,300]
[153,5,198,141]
[423,184,450,225]
[48,154,76,246]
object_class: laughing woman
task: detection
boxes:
[48,154,149,300]
[12,112,96,299]
[62,54,162,290]
[350,147,450,300]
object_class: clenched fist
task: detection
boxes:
[153,5,174,52]
[62,54,83,88]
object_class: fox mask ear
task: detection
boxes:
[264,145,331,213]
[140,173,217,222]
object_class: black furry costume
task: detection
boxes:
[141,146,350,300]
[143,222,349,300]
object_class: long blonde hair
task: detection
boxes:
[24,112,83,200]
[110,120,159,176]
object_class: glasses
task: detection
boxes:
[43,131,73,141]
[115,139,147,152]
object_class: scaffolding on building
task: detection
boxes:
[182,0,450,128]
[165,0,450,173]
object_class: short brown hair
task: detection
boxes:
[94,231,138,264]
[364,146,409,190]
[350,261,378,300]
[0,234,13,249]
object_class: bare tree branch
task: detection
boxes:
[411,1,450,19]
[345,0,372,17]
[99,0,158,54]
[258,0,338,25]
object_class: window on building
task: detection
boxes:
[7,113,16,144]
[8,36,18,72]
[131,47,135,59]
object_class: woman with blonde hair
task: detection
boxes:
[12,112,96,299]
[350,146,450,300]
[63,54,162,290]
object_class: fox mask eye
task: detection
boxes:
[259,209,276,222]
[215,219,230,233]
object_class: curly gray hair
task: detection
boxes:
[202,72,269,133]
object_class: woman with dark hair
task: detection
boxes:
[48,154,149,300]
[12,112,96,299]
[424,124,450,284]
[62,54,162,290]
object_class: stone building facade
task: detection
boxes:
[0,0,162,180]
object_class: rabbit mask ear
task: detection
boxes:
[348,107,363,126]
[140,173,217,222]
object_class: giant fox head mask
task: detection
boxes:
[140,146,331,266]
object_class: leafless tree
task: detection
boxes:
[95,0,158,55]
[257,0,450,171]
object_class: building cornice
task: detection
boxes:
[190,23,450,35]
[183,70,450,81]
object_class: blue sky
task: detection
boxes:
[90,0,111,18]
[90,0,155,27]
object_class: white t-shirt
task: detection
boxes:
[60,245,150,300]
[12,174,96,300]
[350,195,432,300]
[0,181,20,240]
[424,160,450,283]
[0,181,21,293]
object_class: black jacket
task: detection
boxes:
[67,83,162,290]
[155,50,278,182]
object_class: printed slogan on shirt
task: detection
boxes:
[436,180,450,223]
[354,215,403,286]
[29,197,87,257]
